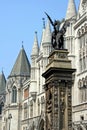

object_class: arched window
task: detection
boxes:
[38,99,40,115]
[12,86,17,103]
[0,102,4,114]
[30,100,33,118]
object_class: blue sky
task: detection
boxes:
[0,0,79,78]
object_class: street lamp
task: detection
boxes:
[8,114,12,130]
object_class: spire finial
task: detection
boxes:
[22,41,24,49]
[2,67,3,74]
[35,31,37,34]
[35,31,37,38]
[42,18,45,29]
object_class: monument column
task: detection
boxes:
[42,49,75,130]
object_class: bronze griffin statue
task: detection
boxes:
[45,12,70,50]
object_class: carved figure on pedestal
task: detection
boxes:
[46,89,52,130]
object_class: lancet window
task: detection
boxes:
[38,98,40,115]
[30,100,33,117]
[0,102,4,114]
[24,102,28,119]
[12,86,17,103]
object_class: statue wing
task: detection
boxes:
[59,21,65,31]
[45,12,54,26]
[60,20,70,35]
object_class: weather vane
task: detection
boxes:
[22,41,24,48]
[42,18,45,29]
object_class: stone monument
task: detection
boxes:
[42,14,76,130]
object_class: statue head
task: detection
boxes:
[54,20,60,26]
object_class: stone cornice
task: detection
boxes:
[72,102,87,112]
[74,12,87,30]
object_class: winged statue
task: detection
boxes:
[45,12,70,50]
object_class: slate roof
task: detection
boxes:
[0,71,6,94]
[9,46,31,77]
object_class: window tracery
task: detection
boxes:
[78,76,87,103]
[78,24,87,72]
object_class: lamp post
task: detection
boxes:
[8,114,12,130]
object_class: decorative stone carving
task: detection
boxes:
[42,49,75,130]
[57,52,67,59]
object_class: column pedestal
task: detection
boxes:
[42,49,76,130]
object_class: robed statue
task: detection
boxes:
[45,12,70,50]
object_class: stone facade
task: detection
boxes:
[0,0,87,130]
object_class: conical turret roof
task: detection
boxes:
[31,32,39,56]
[9,46,31,77]
[44,19,51,43]
[39,27,45,54]
[0,71,6,94]
[66,0,77,20]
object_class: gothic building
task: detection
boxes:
[0,0,87,130]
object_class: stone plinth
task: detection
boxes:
[42,49,75,130]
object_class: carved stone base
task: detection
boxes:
[42,49,75,130]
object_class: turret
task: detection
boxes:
[5,46,31,130]
[31,32,39,67]
[42,19,52,68]
[9,45,31,78]
[39,18,46,55]
[66,0,77,20]
[30,32,39,93]
[0,71,6,114]
[6,45,31,106]
[0,71,6,128]
[44,19,51,44]
[0,71,6,95]
[65,0,77,68]
[31,32,39,58]
[36,19,52,94]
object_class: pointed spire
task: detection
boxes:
[0,71,6,94]
[66,0,77,20]
[1,68,4,74]
[31,31,39,56]
[22,41,24,49]
[44,19,51,43]
[9,47,31,77]
[42,18,45,29]
[39,19,46,54]
[40,28,45,54]
[41,18,46,43]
